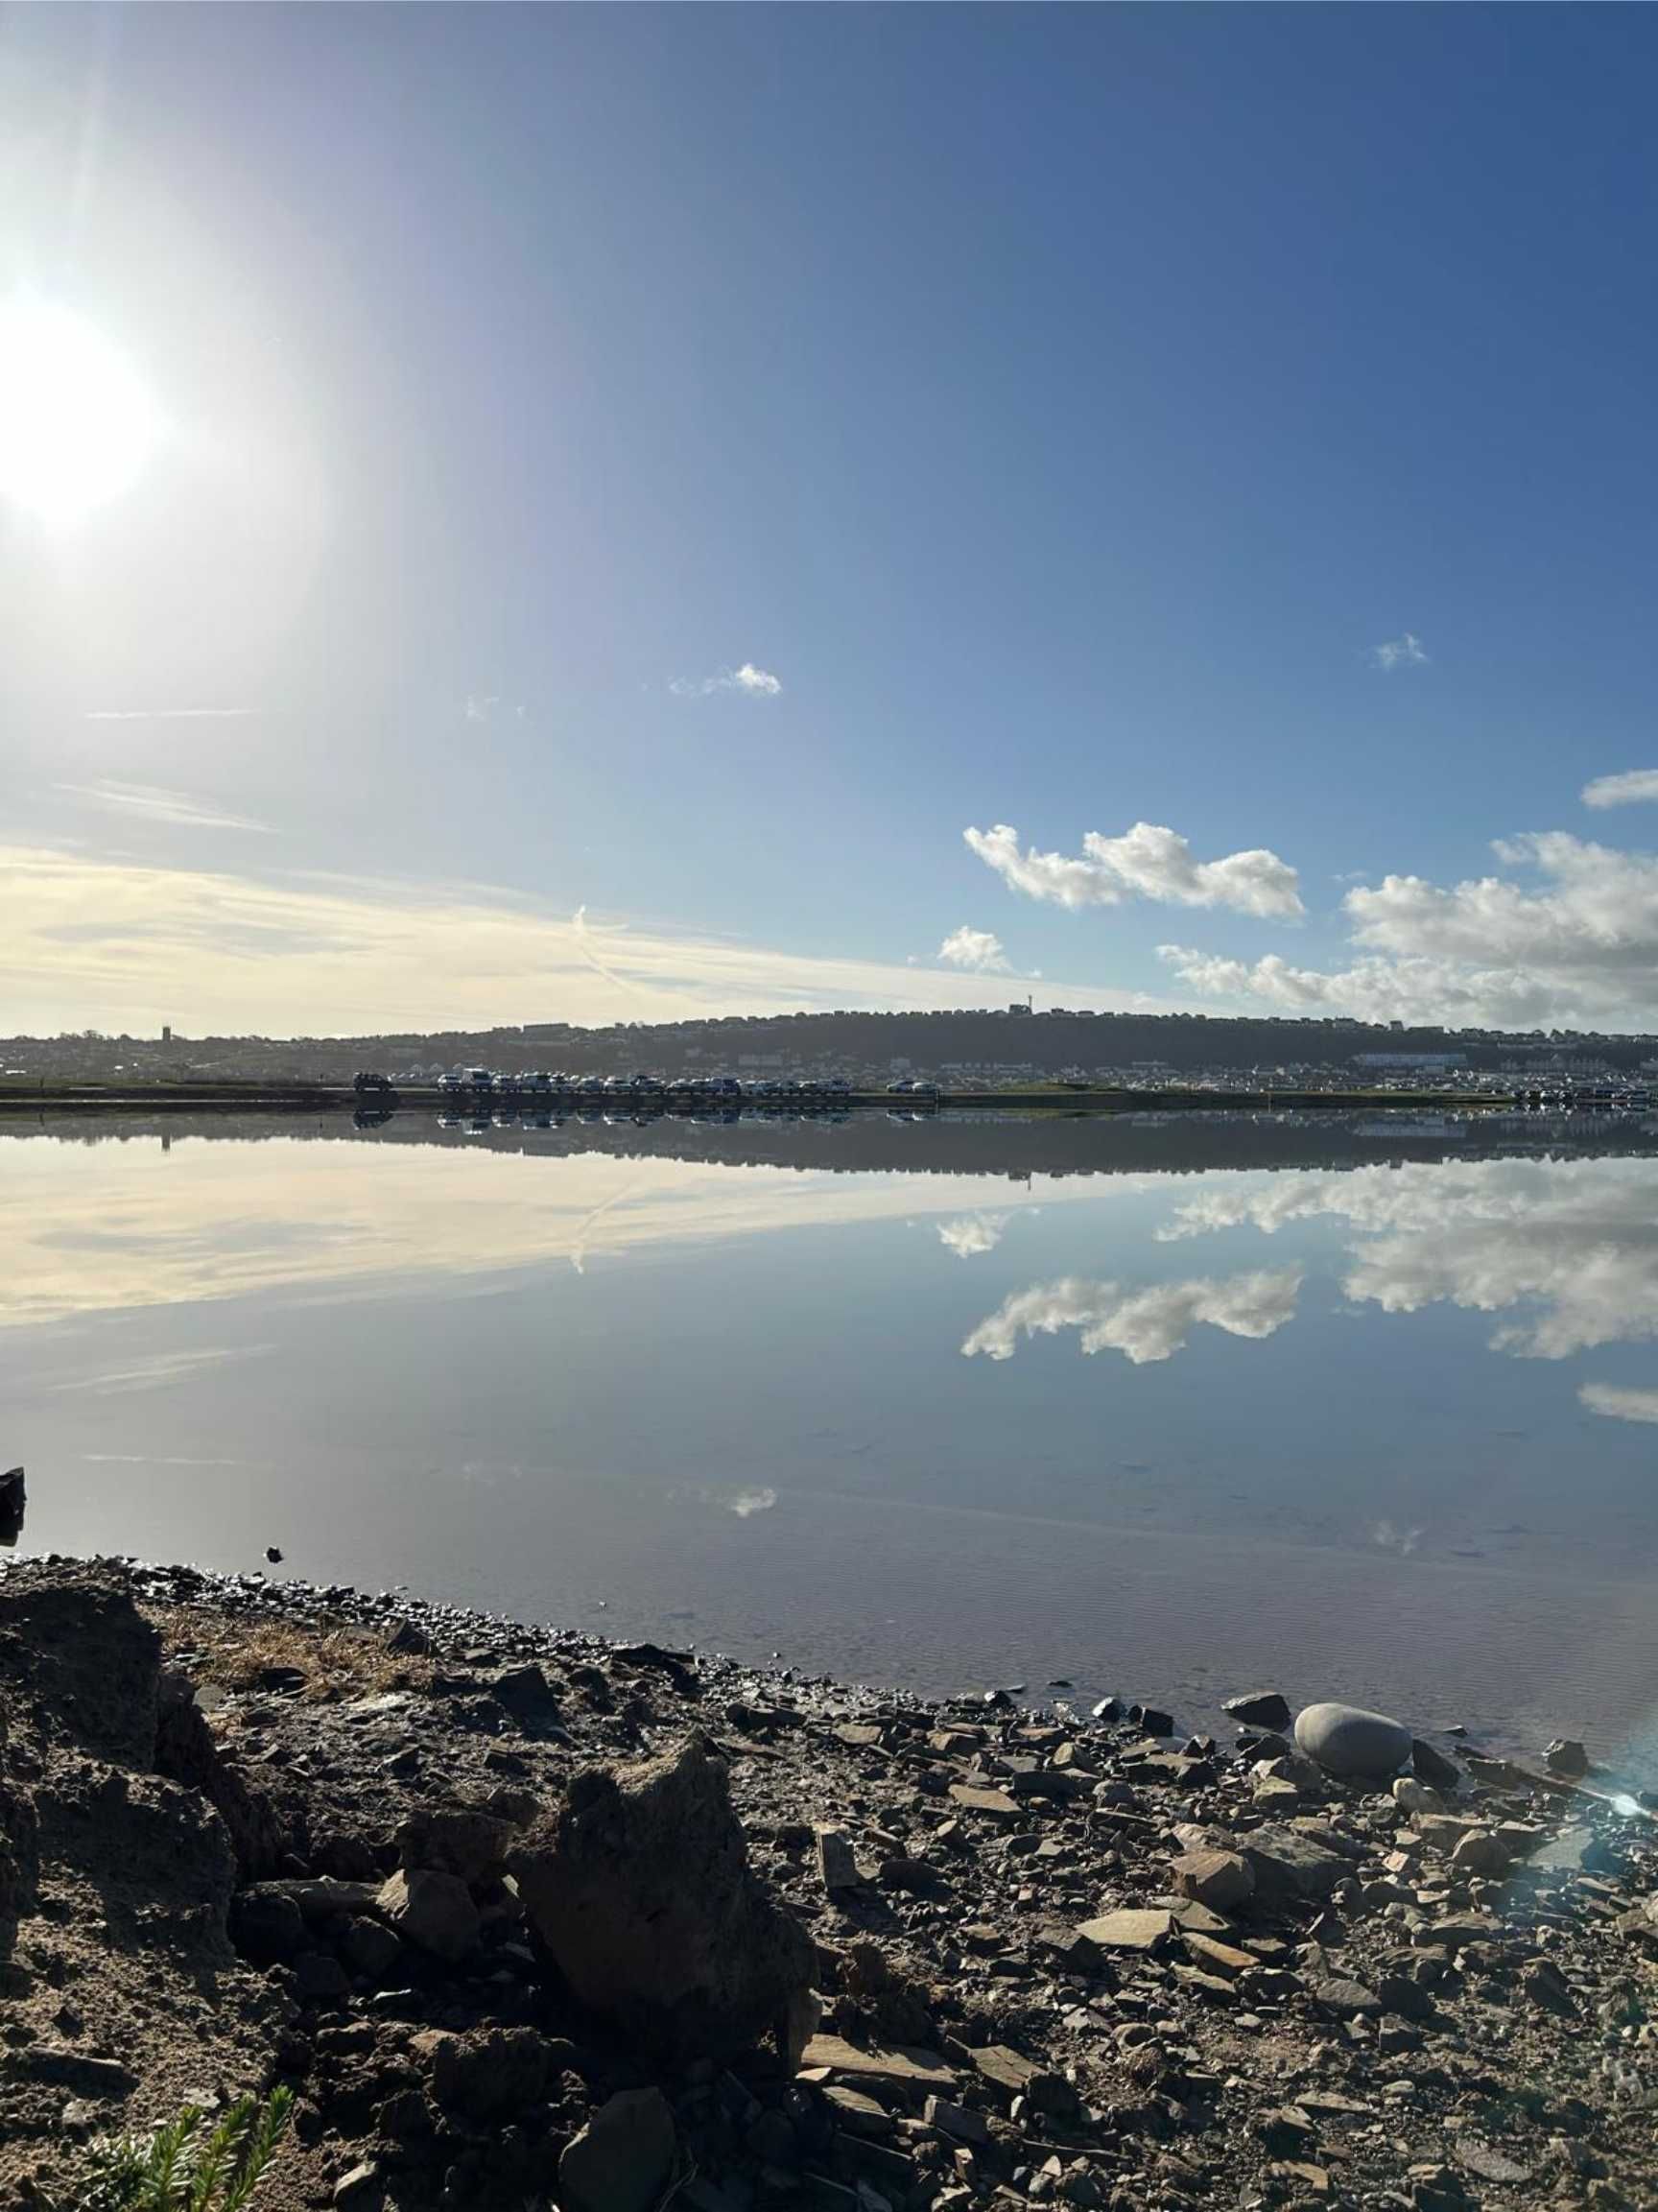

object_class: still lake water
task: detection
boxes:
[5,1109,1658,1771]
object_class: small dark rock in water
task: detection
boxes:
[1545,1737,1590,1778]
[0,1465,24,1547]
[265,1545,283,1564]
[1129,1703,1174,1737]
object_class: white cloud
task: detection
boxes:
[1580,1382,1658,1426]
[0,844,1190,1036]
[56,781,274,835]
[670,662,782,699]
[1161,829,1658,1030]
[1370,632,1428,673]
[965,821,1303,919]
[962,1268,1301,1366]
[1582,770,1658,811]
[937,1211,1011,1258]
[937,925,1012,974]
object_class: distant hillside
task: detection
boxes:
[9,1006,1658,1082]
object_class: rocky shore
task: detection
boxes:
[2,1557,1656,2212]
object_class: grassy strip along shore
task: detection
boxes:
[2,1557,1655,2212]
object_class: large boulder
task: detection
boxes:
[1293,1701,1410,1781]
[510,1733,816,2068]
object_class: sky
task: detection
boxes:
[5,6,1658,1036]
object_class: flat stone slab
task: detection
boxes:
[1532,1825,1599,1877]
[800,2035,957,2089]
[971,2044,1038,2096]
[948,1784,1021,1820]
[1294,1701,1410,1780]
[1075,1908,1173,1952]
[821,2085,893,2137]
[1455,2137,1533,2186]
[1241,1827,1351,1900]
[1310,1976,1382,2017]
[1182,1930,1257,1979]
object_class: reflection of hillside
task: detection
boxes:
[9,1106,1658,1181]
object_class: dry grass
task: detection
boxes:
[148,1605,435,1703]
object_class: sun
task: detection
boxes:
[0,297,159,530]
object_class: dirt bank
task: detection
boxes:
[2,1557,1655,2212]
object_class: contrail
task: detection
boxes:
[84,707,258,723]
[570,904,647,1003]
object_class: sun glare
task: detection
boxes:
[0,297,159,529]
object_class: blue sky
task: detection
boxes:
[5,6,1658,1034]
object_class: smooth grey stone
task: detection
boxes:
[1293,1700,1411,1780]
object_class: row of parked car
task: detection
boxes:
[427,1068,939,1101]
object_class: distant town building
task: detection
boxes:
[1352,1051,1467,1070]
